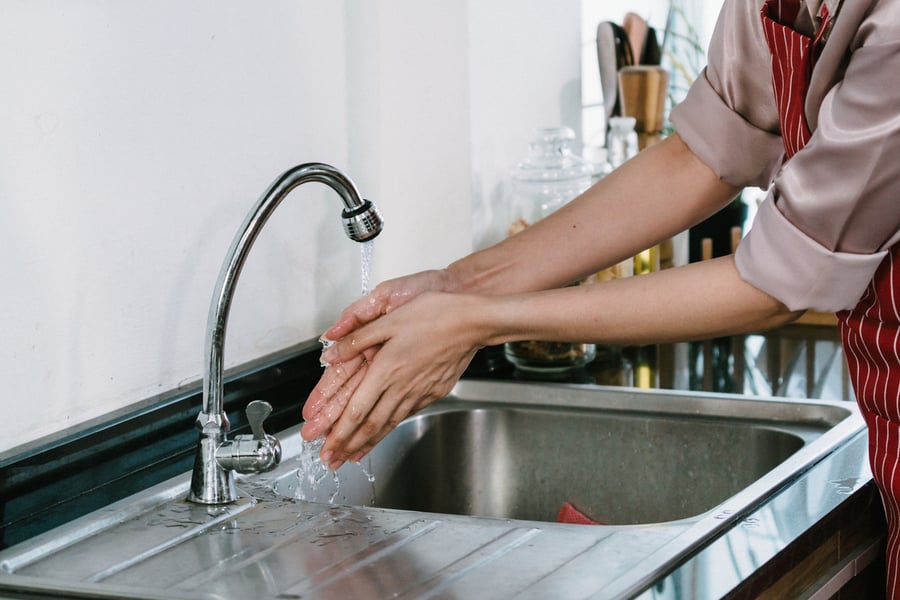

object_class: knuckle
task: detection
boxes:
[343,406,365,427]
[360,419,380,438]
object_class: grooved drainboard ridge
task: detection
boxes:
[84,500,258,583]
[165,502,562,599]
[167,505,442,595]
[85,497,624,600]
[290,521,543,599]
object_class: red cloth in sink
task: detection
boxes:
[556,502,601,525]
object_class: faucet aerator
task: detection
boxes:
[343,199,384,242]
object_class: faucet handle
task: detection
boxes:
[214,400,282,474]
[246,400,273,440]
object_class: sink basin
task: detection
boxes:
[267,379,851,525]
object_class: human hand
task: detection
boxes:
[300,269,460,442]
[300,351,373,442]
[303,291,489,470]
[322,269,459,343]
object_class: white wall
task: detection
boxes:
[345,2,474,281]
[1,1,357,453]
[467,2,584,250]
[347,1,583,273]
[0,1,583,454]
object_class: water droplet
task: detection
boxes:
[328,471,341,504]
[355,460,376,484]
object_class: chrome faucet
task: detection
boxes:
[187,162,384,504]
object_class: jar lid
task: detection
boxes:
[512,127,594,183]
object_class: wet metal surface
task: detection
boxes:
[0,381,869,599]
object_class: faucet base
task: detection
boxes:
[187,434,238,504]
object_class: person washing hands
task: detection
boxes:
[302,0,900,593]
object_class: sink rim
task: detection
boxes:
[267,379,863,524]
[446,379,855,425]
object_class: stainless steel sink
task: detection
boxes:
[0,379,867,600]
[266,380,851,525]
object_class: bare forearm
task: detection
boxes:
[447,134,741,295]
[478,255,802,346]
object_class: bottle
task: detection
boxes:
[503,127,597,373]
[606,116,639,169]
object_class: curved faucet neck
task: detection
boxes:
[199,163,369,429]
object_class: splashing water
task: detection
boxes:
[293,437,339,502]
[291,437,377,503]
[319,336,334,368]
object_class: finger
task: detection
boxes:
[338,393,414,463]
[324,302,376,341]
[300,360,369,441]
[346,392,428,464]
[326,368,438,469]
[306,346,380,423]
[321,322,388,365]
[324,287,392,340]
[348,429,390,465]
[320,362,393,469]
[324,350,475,467]
[302,354,365,421]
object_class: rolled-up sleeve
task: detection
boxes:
[739,36,900,311]
[735,201,887,311]
[673,0,900,312]
[672,76,784,188]
[671,0,785,189]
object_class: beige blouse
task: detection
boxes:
[670,0,900,312]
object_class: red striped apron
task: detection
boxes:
[762,1,900,595]
[839,250,900,597]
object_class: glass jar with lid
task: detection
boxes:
[504,126,597,373]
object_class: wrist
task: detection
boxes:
[445,249,514,295]
[443,258,475,293]
[466,293,527,347]
[435,266,466,294]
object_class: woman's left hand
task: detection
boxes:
[306,291,490,470]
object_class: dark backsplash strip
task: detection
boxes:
[0,341,324,550]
